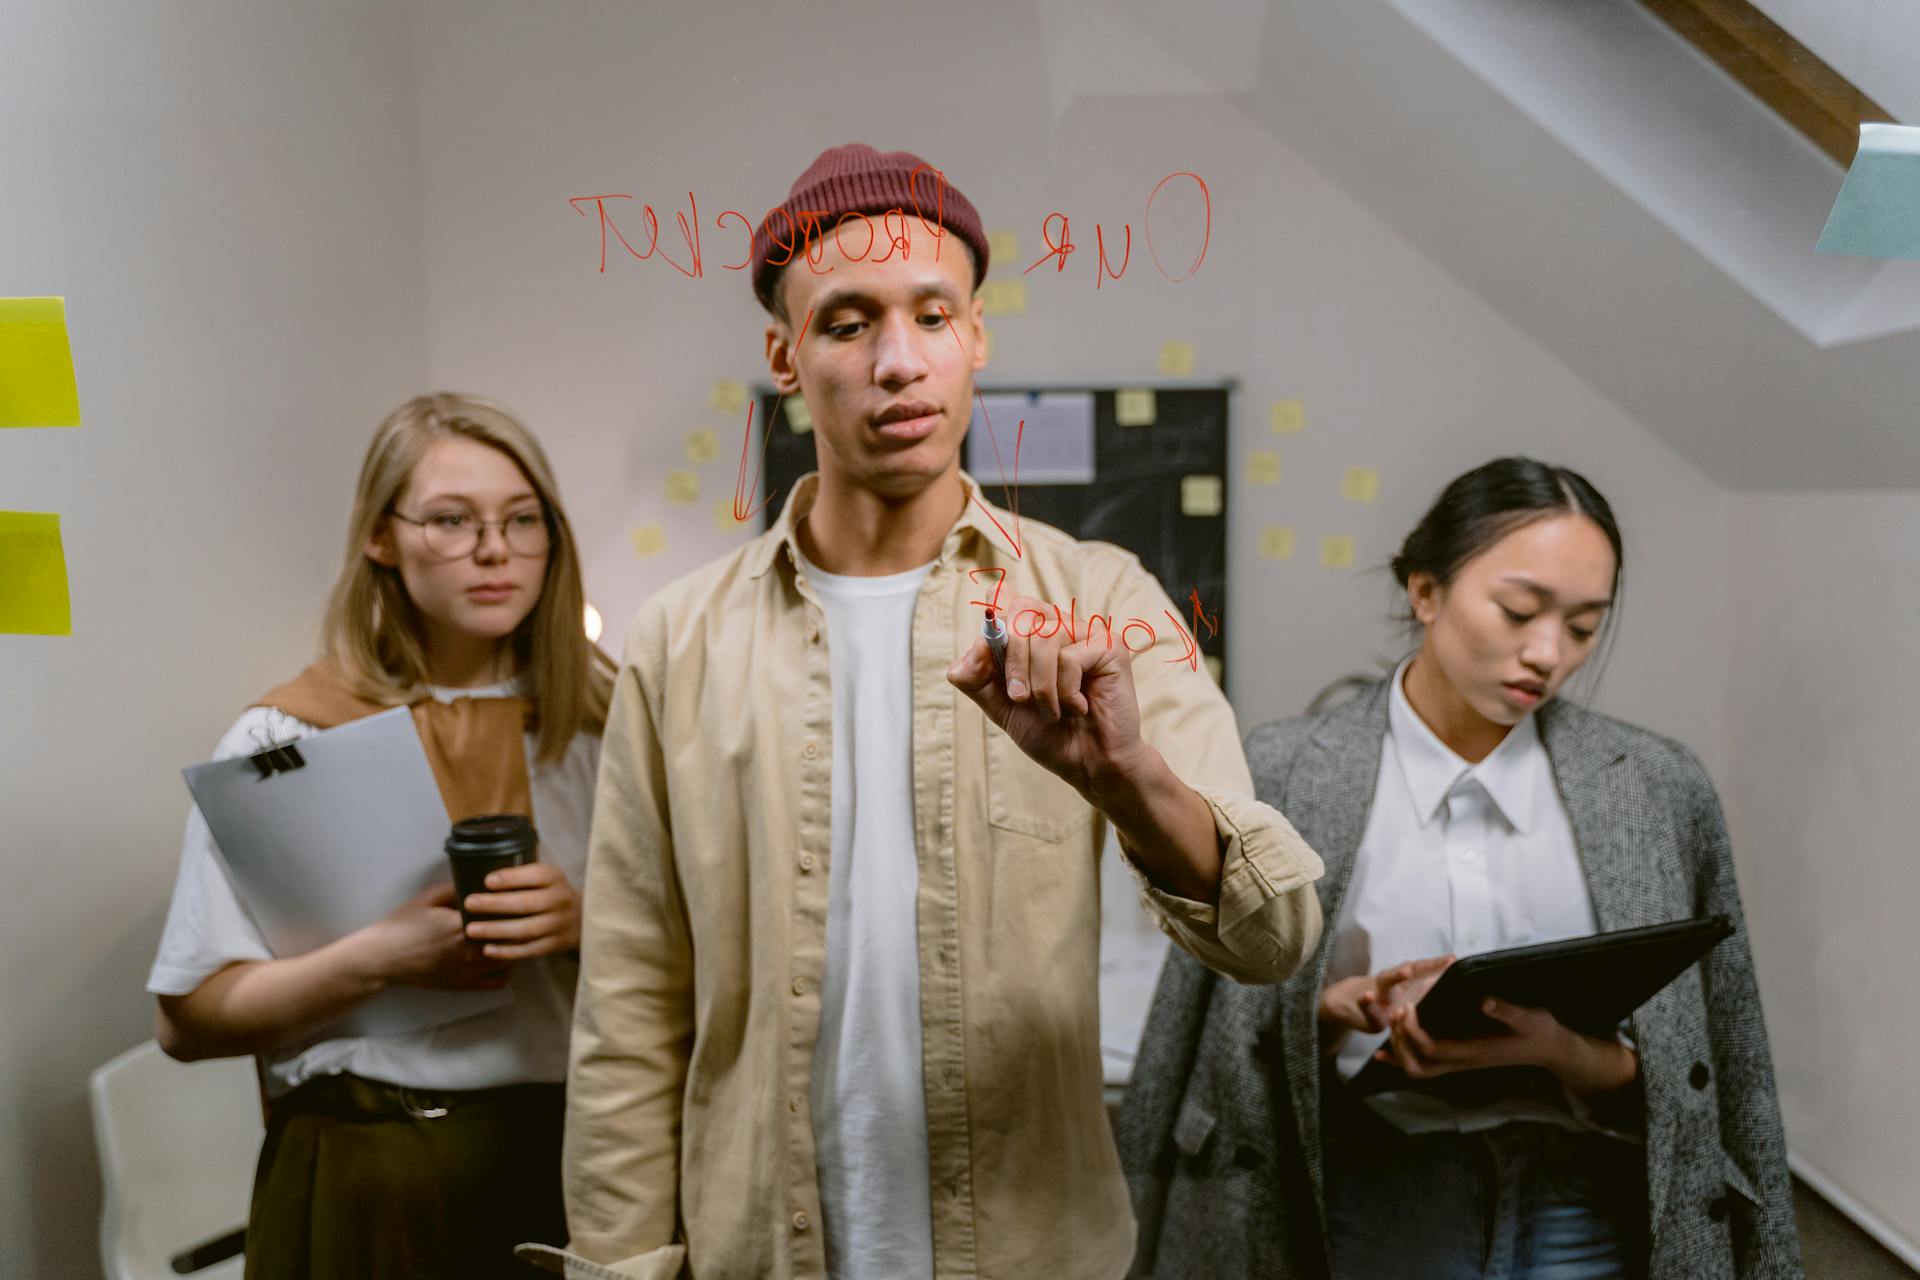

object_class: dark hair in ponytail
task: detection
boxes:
[1393,457,1625,693]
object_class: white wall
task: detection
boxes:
[1727,491,1920,1260]
[0,4,427,1276]
[409,0,1732,773]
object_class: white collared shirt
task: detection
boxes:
[1328,659,1601,1133]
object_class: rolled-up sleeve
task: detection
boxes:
[1106,555,1325,984]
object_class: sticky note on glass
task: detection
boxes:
[1320,534,1356,569]
[708,379,746,415]
[1247,451,1281,486]
[981,280,1028,316]
[1259,525,1295,561]
[1817,123,1920,260]
[1180,475,1224,517]
[714,498,748,532]
[784,395,813,434]
[987,228,1021,267]
[0,511,72,634]
[685,427,719,465]
[0,298,81,429]
[1115,388,1156,427]
[665,471,699,504]
[1159,341,1195,377]
[1270,399,1305,434]
[630,523,667,559]
[1341,467,1380,504]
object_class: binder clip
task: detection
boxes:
[247,716,306,779]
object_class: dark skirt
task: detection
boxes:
[245,1073,567,1280]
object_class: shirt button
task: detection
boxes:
[943,1066,960,1087]
[792,1210,811,1232]
[790,1094,803,1113]
[803,741,820,760]
[792,977,809,996]
[798,852,816,873]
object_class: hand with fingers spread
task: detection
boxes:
[1374,992,1640,1099]
[945,593,1152,795]
[1318,954,1455,1056]
[460,860,583,962]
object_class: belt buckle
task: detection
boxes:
[396,1087,450,1120]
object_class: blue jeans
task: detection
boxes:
[1325,1101,1647,1279]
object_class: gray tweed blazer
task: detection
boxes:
[1116,679,1803,1279]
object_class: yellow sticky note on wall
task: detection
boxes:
[0,298,81,429]
[714,498,749,533]
[666,471,700,504]
[1158,341,1195,377]
[1342,467,1380,504]
[1270,399,1305,434]
[1246,451,1281,486]
[980,280,1028,316]
[708,379,746,415]
[1115,388,1156,427]
[630,523,667,559]
[686,428,719,464]
[0,511,73,634]
[1180,475,1224,518]
[1320,534,1356,569]
[784,395,813,434]
[987,229,1021,268]
[1259,526,1295,561]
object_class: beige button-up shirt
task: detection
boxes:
[550,473,1324,1280]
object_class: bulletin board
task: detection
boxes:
[754,384,1231,687]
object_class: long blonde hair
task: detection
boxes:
[321,393,614,762]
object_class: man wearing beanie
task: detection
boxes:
[547,144,1325,1280]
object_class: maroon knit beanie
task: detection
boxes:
[751,143,990,313]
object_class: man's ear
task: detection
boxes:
[765,316,802,395]
[966,293,988,373]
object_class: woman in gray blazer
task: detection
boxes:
[1118,458,1801,1279]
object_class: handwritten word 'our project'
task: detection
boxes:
[568,169,1210,291]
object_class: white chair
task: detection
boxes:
[90,1041,264,1280]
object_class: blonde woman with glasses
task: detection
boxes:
[147,393,613,1279]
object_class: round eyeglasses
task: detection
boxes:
[389,507,552,560]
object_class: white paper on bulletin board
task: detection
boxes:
[965,392,1096,485]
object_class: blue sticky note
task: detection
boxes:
[1816,124,1920,261]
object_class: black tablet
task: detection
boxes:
[1412,915,1736,1041]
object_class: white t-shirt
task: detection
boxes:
[799,552,937,1280]
[146,680,599,1097]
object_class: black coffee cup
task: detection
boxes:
[446,814,539,929]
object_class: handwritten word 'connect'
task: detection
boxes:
[568,169,1211,291]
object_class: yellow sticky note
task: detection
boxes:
[1259,525,1295,561]
[666,471,699,504]
[1246,451,1281,487]
[714,498,750,533]
[0,298,81,429]
[708,378,747,415]
[980,280,1028,316]
[1341,467,1380,504]
[987,228,1021,268]
[0,511,73,634]
[1159,341,1195,377]
[1270,399,1305,434]
[1180,475,1224,518]
[1320,534,1356,569]
[784,395,813,434]
[1204,654,1224,686]
[685,427,719,465]
[1115,388,1156,427]
[629,523,667,559]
